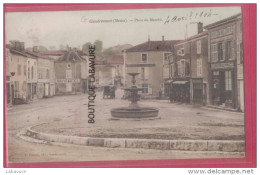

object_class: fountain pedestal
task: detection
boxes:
[111,73,159,120]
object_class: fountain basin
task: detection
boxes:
[111,107,159,119]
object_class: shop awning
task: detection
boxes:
[172,81,189,85]
[164,80,173,84]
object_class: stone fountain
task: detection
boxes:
[111,73,159,119]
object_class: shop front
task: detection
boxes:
[192,78,203,105]
[210,61,236,109]
[169,79,190,103]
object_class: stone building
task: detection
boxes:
[7,42,28,104]
[107,55,124,86]
[5,47,12,106]
[95,55,125,87]
[204,13,244,111]
[37,54,56,98]
[27,47,56,98]
[25,50,38,101]
[125,37,180,98]
[172,26,209,105]
[54,49,88,95]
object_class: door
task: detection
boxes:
[66,83,72,92]
[219,71,225,104]
[193,83,203,104]
[11,85,14,104]
[45,84,49,96]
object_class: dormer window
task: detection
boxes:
[177,48,185,56]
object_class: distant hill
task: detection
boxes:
[102,44,132,58]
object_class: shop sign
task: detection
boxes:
[56,79,80,83]
[211,62,234,69]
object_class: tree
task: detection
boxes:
[94,40,103,56]
[9,40,20,46]
[38,45,48,51]
[82,42,92,54]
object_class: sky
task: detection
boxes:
[5,6,241,50]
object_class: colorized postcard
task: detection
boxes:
[3,4,256,167]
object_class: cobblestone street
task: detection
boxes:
[7,89,245,163]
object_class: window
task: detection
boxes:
[31,66,33,79]
[170,64,174,78]
[46,69,49,79]
[197,58,202,77]
[142,84,148,93]
[218,42,224,61]
[196,40,201,54]
[17,64,21,75]
[225,40,233,59]
[240,43,243,64]
[226,26,233,35]
[164,53,171,62]
[23,81,26,91]
[177,59,188,77]
[225,71,232,91]
[141,54,147,63]
[185,62,190,76]
[28,67,30,79]
[141,67,145,79]
[33,85,37,95]
[211,44,218,62]
[24,65,26,76]
[140,67,148,79]
[177,48,185,56]
[14,81,19,98]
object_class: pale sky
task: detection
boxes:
[5,6,241,49]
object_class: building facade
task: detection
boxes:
[25,52,38,101]
[55,49,88,95]
[125,37,179,98]
[204,13,244,111]
[8,42,28,104]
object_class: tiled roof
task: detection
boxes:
[125,40,181,52]
[95,59,106,65]
[26,50,53,60]
[107,55,124,64]
[56,50,86,62]
[9,48,28,57]
[39,50,67,56]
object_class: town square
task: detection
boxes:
[4,6,246,163]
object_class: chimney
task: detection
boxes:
[162,36,165,41]
[198,22,203,34]
[33,46,38,52]
[14,42,25,51]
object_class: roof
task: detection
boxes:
[125,40,181,52]
[107,55,124,64]
[40,50,88,56]
[26,50,53,60]
[56,50,86,62]
[175,31,208,45]
[204,13,241,29]
[39,50,67,56]
[9,48,28,57]
[95,59,106,65]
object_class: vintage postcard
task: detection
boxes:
[3,4,256,167]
